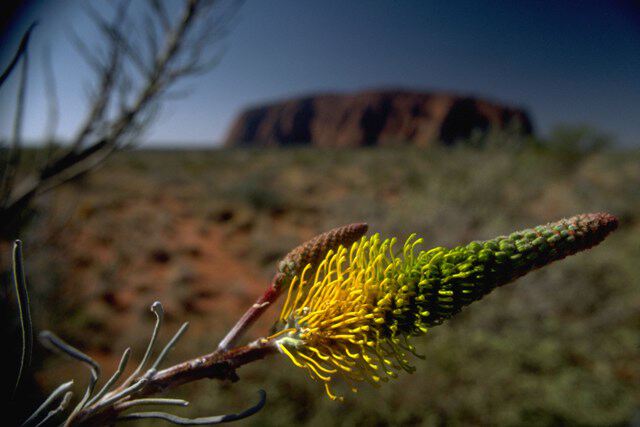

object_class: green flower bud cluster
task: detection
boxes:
[392,212,618,335]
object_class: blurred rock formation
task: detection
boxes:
[224,89,533,146]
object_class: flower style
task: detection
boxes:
[269,213,618,400]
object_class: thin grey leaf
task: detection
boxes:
[117,390,266,425]
[12,240,32,395]
[21,380,73,427]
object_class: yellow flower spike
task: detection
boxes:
[270,214,617,401]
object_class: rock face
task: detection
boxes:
[224,89,533,147]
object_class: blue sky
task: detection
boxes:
[1,0,639,146]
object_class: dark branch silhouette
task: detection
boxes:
[0,0,242,243]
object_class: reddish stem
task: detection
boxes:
[217,274,283,351]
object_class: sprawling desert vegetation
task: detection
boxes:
[13,141,639,426]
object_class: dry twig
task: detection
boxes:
[0,0,241,242]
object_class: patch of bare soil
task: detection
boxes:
[38,193,277,379]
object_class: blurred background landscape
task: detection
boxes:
[1,1,639,426]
